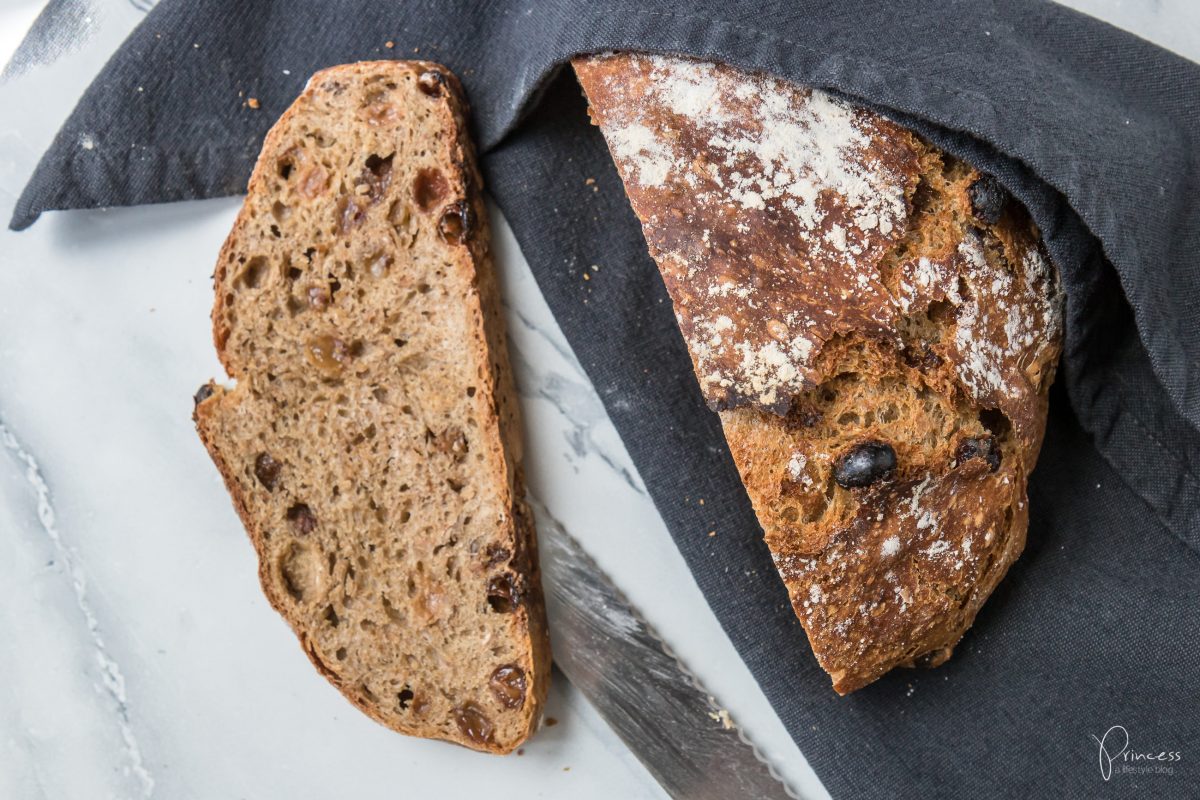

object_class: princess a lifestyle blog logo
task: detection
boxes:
[1091,725,1182,781]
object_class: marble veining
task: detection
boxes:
[507,335,648,495]
[1,417,154,798]
[500,292,647,494]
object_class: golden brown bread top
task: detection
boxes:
[573,53,1061,455]
[576,52,1064,694]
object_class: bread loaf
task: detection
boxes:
[194,61,550,750]
[575,53,1063,693]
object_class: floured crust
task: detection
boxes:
[194,61,549,750]
[573,54,1060,449]
[576,53,1064,693]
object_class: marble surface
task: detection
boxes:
[0,2,1194,799]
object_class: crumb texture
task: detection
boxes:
[195,61,549,751]
[576,53,1063,693]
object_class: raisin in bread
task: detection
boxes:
[194,61,550,750]
[574,53,1063,694]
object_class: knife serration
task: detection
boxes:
[532,499,799,800]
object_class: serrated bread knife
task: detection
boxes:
[532,500,798,800]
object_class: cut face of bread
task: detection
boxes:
[575,53,1063,693]
[194,61,549,751]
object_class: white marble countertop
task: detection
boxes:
[0,2,1194,799]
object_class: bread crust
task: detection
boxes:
[575,53,1063,693]
[195,61,549,750]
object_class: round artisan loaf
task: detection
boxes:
[574,52,1063,693]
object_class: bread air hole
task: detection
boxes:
[382,595,404,624]
[909,174,937,217]
[978,407,1012,440]
[957,275,973,302]
[307,131,336,148]
[365,152,392,178]
[359,154,394,202]
[926,299,958,325]
[239,256,268,289]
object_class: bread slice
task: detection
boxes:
[194,61,550,751]
[575,53,1063,693]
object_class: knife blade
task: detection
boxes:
[532,499,798,800]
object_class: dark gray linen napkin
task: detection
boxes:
[10,2,1200,797]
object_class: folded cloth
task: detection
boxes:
[11,1,1200,796]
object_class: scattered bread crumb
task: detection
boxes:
[517,748,525,756]
[708,530,717,537]
[385,40,395,49]
[247,97,260,109]
[545,717,558,727]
